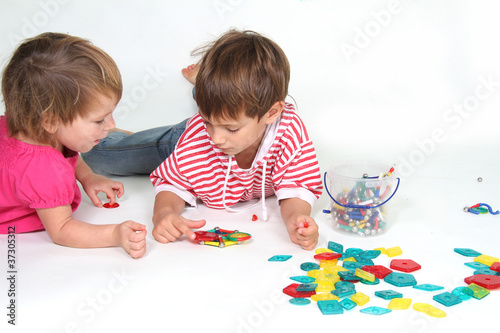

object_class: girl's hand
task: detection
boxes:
[117,221,147,259]
[285,215,319,250]
[80,173,124,208]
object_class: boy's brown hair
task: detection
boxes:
[2,32,122,146]
[194,30,290,121]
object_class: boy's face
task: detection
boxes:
[201,102,284,159]
[53,93,117,153]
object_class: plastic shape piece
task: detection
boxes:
[296,283,318,292]
[452,287,475,301]
[375,290,402,300]
[360,250,382,259]
[384,272,417,287]
[268,255,292,262]
[351,292,370,306]
[339,298,357,310]
[360,307,392,315]
[467,283,490,299]
[362,265,393,279]
[386,246,403,257]
[388,298,412,310]
[300,262,320,272]
[433,292,462,307]
[338,270,361,282]
[311,293,338,302]
[226,232,251,242]
[474,268,500,276]
[454,248,482,257]
[491,262,500,273]
[464,274,500,290]
[390,259,421,273]
[474,254,500,267]
[315,248,334,254]
[465,262,489,270]
[355,268,376,282]
[283,283,316,298]
[413,284,444,292]
[317,300,344,315]
[289,298,311,306]
[290,276,315,283]
[327,241,344,254]
[103,202,119,208]
[413,303,446,318]
[314,252,342,261]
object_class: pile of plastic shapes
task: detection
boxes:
[193,227,251,248]
[277,242,499,317]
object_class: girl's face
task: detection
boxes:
[54,93,117,153]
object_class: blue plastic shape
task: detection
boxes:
[290,298,311,306]
[300,262,320,271]
[360,277,380,285]
[433,292,462,307]
[268,255,292,262]
[338,270,361,282]
[356,257,374,266]
[344,248,364,257]
[413,284,444,292]
[465,262,489,270]
[339,298,357,310]
[474,268,500,276]
[335,281,355,290]
[374,290,402,300]
[331,283,356,298]
[452,287,474,301]
[454,248,482,257]
[296,283,318,291]
[343,261,365,270]
[360,250,382,259]
[317,300,344,315]
[290,276,315,283]
[384,272,417,287]
[327,241,343,253]
[360,306,392,315]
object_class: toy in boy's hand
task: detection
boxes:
[103,202,120,208]
[194,227,251,248]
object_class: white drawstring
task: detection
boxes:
[222,156,268,221]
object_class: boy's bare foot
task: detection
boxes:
[109,128,134,135]
[181,64,199,85]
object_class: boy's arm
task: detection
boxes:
[152,191,206,243]
[37,205,147,258]
[280,197,318,250]
[75,156,124,208]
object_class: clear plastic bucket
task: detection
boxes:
[324,162,400,237]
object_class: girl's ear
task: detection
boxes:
[41,113,59,134]
[264,101,285,125]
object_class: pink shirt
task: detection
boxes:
[0,116,81,234]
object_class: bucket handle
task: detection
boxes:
[323,172,400,209]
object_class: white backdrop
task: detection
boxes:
[1,1,500,333]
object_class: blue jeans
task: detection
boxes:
[82,119,188,176]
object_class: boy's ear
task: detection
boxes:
[41,113,59,134]
[264,101,285,125]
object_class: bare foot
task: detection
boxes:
[181,64,199,85]
[109,128,134,135]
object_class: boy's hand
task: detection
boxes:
[285,215,319,250]
[118,221,147,259]
[152,212,206,243]
[80,173,124,208]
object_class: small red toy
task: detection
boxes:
[303,222,309,228]
[252,214,258,221]
[103,202,119,208]
[390,259,421,273]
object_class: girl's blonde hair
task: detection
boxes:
[2,32,122,146]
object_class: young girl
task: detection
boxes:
[0,33,147,258]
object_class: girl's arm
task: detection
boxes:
[37,205,147,258]
[75,155,124,207]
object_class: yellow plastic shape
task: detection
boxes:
[413,303,446,318]
[388,298,412,310]
[467,283,490,299]
[307,269,325,279]
[320,259,339,268]
[315,281,335,293]
[343,257,357,262]
[315,248,334,254]
[386,246,403,257]
[474,254,499,267]
[311,293,339,302]
[324,265,348,275]
[351,292,370,306]
[374,247,387,255]
[204,240,238,247]
[355,268,376,283]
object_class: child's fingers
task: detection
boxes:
[177,218,206,240]
[86,191,103,208]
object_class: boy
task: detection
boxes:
[150,30,323,250]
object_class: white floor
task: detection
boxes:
[1,1,500,332]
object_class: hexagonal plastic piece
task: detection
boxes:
[362,265,393,279]
[317,300,344,315]
[464,274,500,290]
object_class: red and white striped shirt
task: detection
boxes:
[150,103,322,211]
